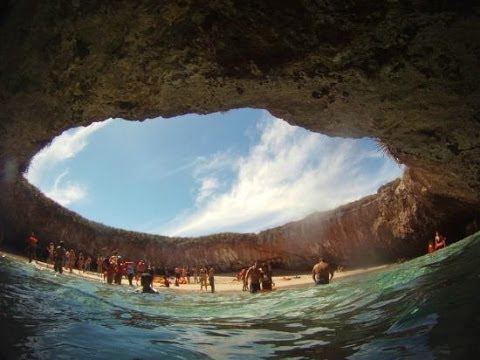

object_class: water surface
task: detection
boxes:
[1,232,480,359]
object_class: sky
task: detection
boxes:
[24,108,404,237]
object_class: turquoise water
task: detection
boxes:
[1,232,480,359]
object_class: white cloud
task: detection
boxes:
[24,120,111,205]
[23,114,403,237]
[25,120,111,184]
[196,177,220,205]
[44,170,88,206]
[193,150,237,177]
[162,114,403,237]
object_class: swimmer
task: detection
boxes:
[140,273,157,293]
[312,257,332,285]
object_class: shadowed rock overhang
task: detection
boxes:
[0,1,479,270]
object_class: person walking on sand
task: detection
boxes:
[244,261,263,294]
[312,257,332,285]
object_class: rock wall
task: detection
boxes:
[2,171,476,271]
[0,1,479,270]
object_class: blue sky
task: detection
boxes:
[25,109,404,237]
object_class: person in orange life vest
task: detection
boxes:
[106,260,116,284]
[114,259,125,285]
[136,260,147,285]
[27,232,39,263]
[434,231,446,250]
[427,240,435,254]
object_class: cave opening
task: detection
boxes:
[24,108,404,238]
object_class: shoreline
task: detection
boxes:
[1,250,391,293]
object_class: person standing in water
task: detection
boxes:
[244,260,263,293]
[46,242,55,267]
[125,260,135,286]
[199,266,208,291]
[68,249,76,273]
[434,231,447,250]
[312,257,332,285]
[208,267,215,293]
[54,241,66,274]
[26,232,38,263]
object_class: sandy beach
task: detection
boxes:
[2,251,390,293]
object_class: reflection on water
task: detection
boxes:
[1,232,480,359]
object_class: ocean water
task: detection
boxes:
[1,232,480,360]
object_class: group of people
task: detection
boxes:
[29,231,335,294]
[171,265,216,292]
[27,233,218,294]
[100,259,218,293]
[241,260,274,293]
[46,240,68,274]
[46,241,93,274]
[28,230,451,295]
[26,234,93,275]
[427,231,447,253]
[240,258,336,292]
[101,253,139,286]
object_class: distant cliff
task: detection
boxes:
[1,170,476,271]
[1,1,479,272]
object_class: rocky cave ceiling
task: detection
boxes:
[0,1,479,269]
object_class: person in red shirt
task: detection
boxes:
[27,232,38,263]
[427,240,435,254]
[434,231,447,250]
[136,260,146,285]
[114,259,126,285]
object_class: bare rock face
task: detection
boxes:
[0,1,479,270]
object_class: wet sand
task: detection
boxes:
[2,250,390,293]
